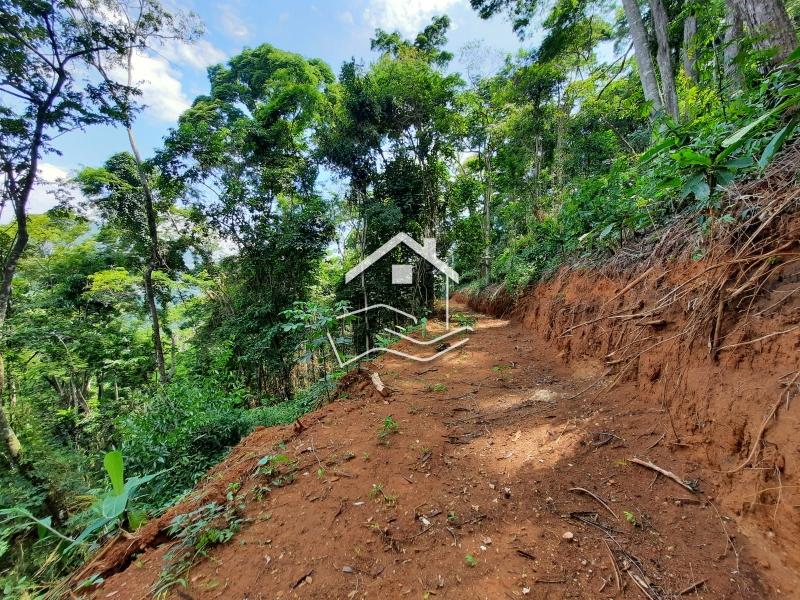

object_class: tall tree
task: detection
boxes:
[82,0,198,381]
[161,44,335,398]
[76,152,196,384]
[683,13,698,82]
[0,0,157,472]
[649,0,680,120]
[732,0,798,63]
[620,0,665,113]
[368,16,464,239]
[724,0,745,83]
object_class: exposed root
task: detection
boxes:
[725,371,800,474]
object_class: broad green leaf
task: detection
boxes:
[101,490,129,519]
[671,148,712,167]
[719,156,753,169]
[716,169,736,187]
[597,223,614,239]
[103,450,125,496]
[0,508,75,544]
[67,516,115,552]
[681,174,710,202]
[721,106,780,148]
[639,137,677,164]
[123,470,167,498]
[758,119,798,169]
[36,516,52,540]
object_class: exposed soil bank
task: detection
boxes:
[453,157,800,595]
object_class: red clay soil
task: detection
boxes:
[75,292,796,599]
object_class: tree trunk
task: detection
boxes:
[481,146,492,280]
[724,0,745,86]
[0,397,22,465]
[621,0,664,113]
[649,0,680,120]
[143,266,167,381]
[683,15,698,82]
[121,49,168,382]
[0,356,20,462]
[733,0,799,64]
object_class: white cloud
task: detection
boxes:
[364,0,463,35]
[124,38,226,122]
[159,38,227,71]
[0,163,78,223]
[339,10,354,25]
[218,4,251,40]
[125,52,192,122]
[29,163,70,215]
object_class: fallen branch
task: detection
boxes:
[717,324,800,352]
[569,487,618,520]
[291,569,314,589]
[679,578,707,595]
[629,457,698,493]
[606,266,654,305]
[603,539,622,593]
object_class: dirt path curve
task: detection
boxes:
[92,304,767,599]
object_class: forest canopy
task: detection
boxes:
[1,0,798,596]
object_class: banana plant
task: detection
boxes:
[0,451,164,554]
[68,450,166,550]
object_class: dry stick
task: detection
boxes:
[773,466,783,522]
[559,307,641,338]
[629,458,697,493]
[602,539,623,594]
[627,570,658,600]
[607,312,653,321]
[563,369,612,400]
[717,324,800,352]
[569,487,619,520]
[593,359,637,399]
[725,371,800,473]
[755,285,800,317]
[645,433,665,451]
[664,365,684,443]
[679,579,707,595]
[370,371,389,397]
[605,329,650,358]
[652,242,797,309]
[709,500,740,573]
[710,297,724,357]
[605,266,654,306]
[728,258,773,299]
[742,258,800,316]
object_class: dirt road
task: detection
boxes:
[91,305,768,599]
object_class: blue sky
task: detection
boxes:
[27,0,537,217]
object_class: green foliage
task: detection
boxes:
[377,416,399,443]
[152,502,242,597]
[452,313,477,327]
[623,510,639,527]
[118,379,252,507]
